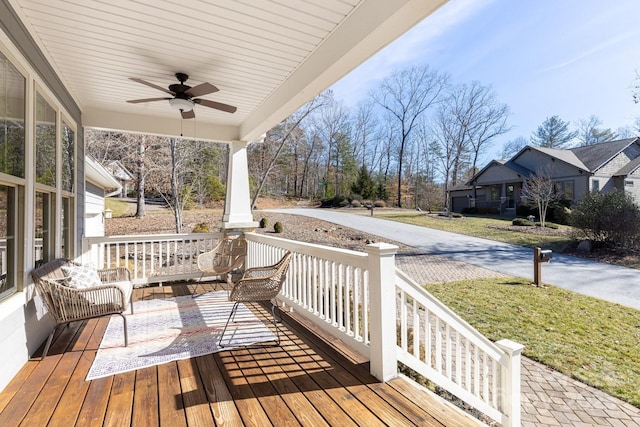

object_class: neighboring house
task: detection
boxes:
[449,137,640,214]
[104,160,135,198]
[85,157,122,237]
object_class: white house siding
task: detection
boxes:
[85,181,105,237]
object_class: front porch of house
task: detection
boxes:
[0,282,480,426]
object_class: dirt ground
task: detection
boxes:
[106,208,412,254]
[105,197,640,267]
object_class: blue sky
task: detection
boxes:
[330,0,640,163]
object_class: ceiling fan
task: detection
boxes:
[126,72,237,119]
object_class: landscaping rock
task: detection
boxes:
[577,239,593,254]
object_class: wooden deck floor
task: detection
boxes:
[0,284,480,426]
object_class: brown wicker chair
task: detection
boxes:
[219,251,293,347]
[31,258,132,359]
[192,236,247,296]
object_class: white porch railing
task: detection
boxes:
[395,268,523,426]
[82,232,222,285]
[81,231,523,426]
[244,232,523,427]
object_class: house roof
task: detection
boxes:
[615,154,640,176]
[4,0,447,143]
[569,138,639,171]
[532,146,589,171]
[105,160,135,181]
[85,156,122,191]
[467,158,532,186]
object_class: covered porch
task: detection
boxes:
[0,282,478,426]
[1,0,523,425]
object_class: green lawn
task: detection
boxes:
[105,198,129,217]
[425,278,640,408]
[376,211,574,253]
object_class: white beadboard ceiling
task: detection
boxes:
[9,0,447,142]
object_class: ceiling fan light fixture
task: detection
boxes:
[169,97,194,112]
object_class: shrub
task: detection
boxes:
[539,222,559,229]
[451,213,463,218]
[351,200,361,208]
[512,218,533,226]
[192,222,210,233]
[320,195,348,207]
[259,217,268,228]
[273,221,284,233]
[461,207,479,215]
[339,199,350,207]
[570,190,640,249]
[373,200,386,208]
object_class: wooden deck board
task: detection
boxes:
[132,366,159,427]
[0,283,480,426]
[157,362,188,427]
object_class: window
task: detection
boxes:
[61,197,73,259]
[35,191,54,266]
[625,180,634,187]
[0,52,26,299]
[0,185,19,299]
[555,180,574,200]
[0,52,25,178]
[61,122,74,192]
[592,179,600,191]
[35,92,56,187]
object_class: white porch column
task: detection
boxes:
[223,140,259,230]
[366,242,399,382]
[496,339,525,427]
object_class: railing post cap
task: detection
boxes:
[496,339,525,354]
[365,242,398,255]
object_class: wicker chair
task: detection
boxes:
[192,236,247,296]
[219,251,292,347]
[31,258,132,360]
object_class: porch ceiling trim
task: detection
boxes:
[7,0,448,143]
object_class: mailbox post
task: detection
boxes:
[533,247,552,287]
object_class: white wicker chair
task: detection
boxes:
[219,251,292,347]
[31,258,132,359]
[193,236,247,296]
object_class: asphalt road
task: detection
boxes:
[268,208,640,311]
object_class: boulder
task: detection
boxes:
[576,239,593,254]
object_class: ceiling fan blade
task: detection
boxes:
[194,98,237,113]
[126,97,171,104]
[185,82,219,98]
[129,77,174,95]
[181,109,196,119]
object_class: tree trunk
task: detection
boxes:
[170,138,182,233]
[135,136,146,217]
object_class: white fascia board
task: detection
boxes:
[239,0,448,142]
[85,156,122,191]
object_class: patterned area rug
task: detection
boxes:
[86,291,275,380]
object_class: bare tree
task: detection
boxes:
[135,136,146,217]
[521,167,560,228]
[463,82,511,174]
[576,115,617,146]
[501,136,528,159]
[371,66,448,207]
[250,94,326,209]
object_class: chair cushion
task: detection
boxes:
[61,264,102,289]
[108,280,133,302]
